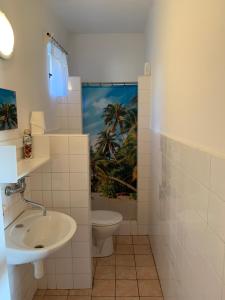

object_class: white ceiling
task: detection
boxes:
[46,0,151,34]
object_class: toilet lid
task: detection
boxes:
[92,210,123,226]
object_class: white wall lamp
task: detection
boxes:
[0,11,14,59]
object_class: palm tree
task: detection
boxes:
[0,104,18,130]
[95,130,120,158]
[103,104,127,134]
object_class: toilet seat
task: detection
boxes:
[92,210,123,227]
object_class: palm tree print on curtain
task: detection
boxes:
[0,88,18,131]
[82,84,137,200]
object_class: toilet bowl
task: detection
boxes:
[92,210,123,257]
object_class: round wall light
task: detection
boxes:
[0,11,14,59]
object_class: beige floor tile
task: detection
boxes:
[133,245,151,254]
[116,280,138,297]
[136,266,158,279]
[138,280,162,297]
[35,290,46,296]
[132,236,150,245]
[97,255,116,266]
[135,255,155,267]
[116,255,135,266]
[116,266,136,279]
[116,245,134,254]
[69,289,92,296]
[92,280,115,296]
[45,290,69,296]
[95,265,116,279]
[140,298,163,300]
[68,297,91,300]
[92,297,115,300]
[117,236,133,245]
[116,298,139,300]
[43,296,67,300]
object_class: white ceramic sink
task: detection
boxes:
[5,209,77,275]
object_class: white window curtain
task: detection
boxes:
[48,42,69,98]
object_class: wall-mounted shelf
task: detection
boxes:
[0,135,50,183]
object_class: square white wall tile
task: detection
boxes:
[69,136,89,155]
[55,258,73,274]
[74,274,92,289]
[52,191,70,208]
[30,174,42,190]
[51,155,69,173]
[72,225,90,242]
[56,274,74,289]
[68,118,82,131]
[70,191,89,208]
[51,243,72,258]
[31,191,43,205]
[69,155,89,173]
[56,104,68,117]
[68,91,81,103]
[50,136,69,155]
[52,173,69,190]
[42,173,52,190]
[70,173,89,191]
[46,259,55,274]
[47,275,56,289]
[43,191,52,207]
[56,117,68,130]
[71,207,89,224]
[68,103,82,117]
[72,242,91,258]
[73,258,92,274]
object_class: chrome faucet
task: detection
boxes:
[5,177,26,196]
[5,177,47,216]
[23,197,47,216]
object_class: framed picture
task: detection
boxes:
[0,88,18,130]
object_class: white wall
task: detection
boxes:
[68,33,145,82]
[146,0,225,154]
[145,1,225,299]
[0,0,68,136]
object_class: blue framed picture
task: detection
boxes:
[0,88,18,130]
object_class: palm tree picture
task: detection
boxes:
[82,84,138,201]
[0,88,18,131]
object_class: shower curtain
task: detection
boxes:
[82,83,138,220]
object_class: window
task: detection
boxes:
[47,42,69,98]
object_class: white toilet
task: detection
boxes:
[92,210,123,257]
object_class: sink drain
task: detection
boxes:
[34,245,44,249]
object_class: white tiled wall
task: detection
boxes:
[29,134,92,290]
[137,76,151,235]
[149,131,225,300]
[56,77,83,133]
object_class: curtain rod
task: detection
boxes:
[46,32,68,55]
[82,82,137,86]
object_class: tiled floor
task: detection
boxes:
[33,235,163,300]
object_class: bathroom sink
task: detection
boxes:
[5,209,77,265]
